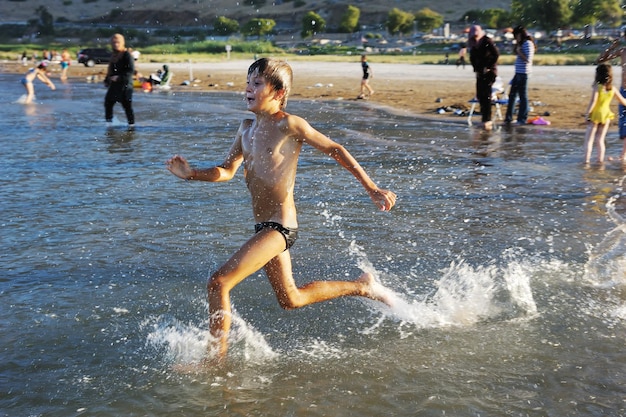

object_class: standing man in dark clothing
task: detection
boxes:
[104,33,135,128]
[468,25,499,131]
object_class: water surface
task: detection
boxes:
[1,73,626,416]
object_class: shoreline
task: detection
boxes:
[2,59,596,133]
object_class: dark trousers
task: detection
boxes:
[105,96,135,125]
[505,73,529,123]
[476,73,495,123]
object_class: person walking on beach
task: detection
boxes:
[583,64,626,164]
[104,33,135,128]
[167,57,397,360]
[597,29,626,162]
[505,26,536,126]
[358,54,374,99]
[468,25,500,131]
[20,61,55,104]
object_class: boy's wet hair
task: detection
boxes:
[248,58,293,109]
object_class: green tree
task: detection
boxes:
[241,18,276,38]
[301,11,326,38]
[338,5,360,33]
[414,7,443,32]
[386,8,414,35]
[462,8,512,28]
[213,16,239,36]
[511,0,573,31]
[572,0,622,27]
[30,6,54,37]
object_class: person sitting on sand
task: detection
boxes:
[20,62,55,104]
[159,64,171,86]
[167,57,397,361]
[149,65,172,87]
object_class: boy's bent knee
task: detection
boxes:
[207,273,228,295]
[275,292,304,310]
[277,299,298,310]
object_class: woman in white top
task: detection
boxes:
[505,26,536,125]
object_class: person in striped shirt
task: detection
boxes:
[505,26,536,125]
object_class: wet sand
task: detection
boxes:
[3,59,599,132]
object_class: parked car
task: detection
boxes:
[77,48,111,67]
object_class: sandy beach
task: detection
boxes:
[3,59,599,132]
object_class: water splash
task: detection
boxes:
[144,311,278,368]
[350,242,538,330]
[583,175,626,289]
[104,116,129,127]
[144,316,210,365]
[15,94,31,104]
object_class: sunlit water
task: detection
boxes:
[2,72,626,416]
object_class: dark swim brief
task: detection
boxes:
[254,221,298,251]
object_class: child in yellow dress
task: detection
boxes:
[584,64,626,164]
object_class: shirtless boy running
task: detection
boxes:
[166,58,397,360]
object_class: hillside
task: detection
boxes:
[1,0,511,29]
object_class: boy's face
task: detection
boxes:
[245,70,282,112]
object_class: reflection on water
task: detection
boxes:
[1,73,626,416]
[105,127,136,153]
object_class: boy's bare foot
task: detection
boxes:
[357,272,394,306]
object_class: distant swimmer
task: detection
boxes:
[167,58,397,362]
[20,62,55,104]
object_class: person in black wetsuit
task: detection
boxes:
[104,33,135,128]
[468,25,499,131]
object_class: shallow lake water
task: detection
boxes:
[1,73,626,416]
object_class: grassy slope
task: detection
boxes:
[0,0,510,26]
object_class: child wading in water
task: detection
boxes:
[167,58,397,361]
[584,64,626,164]
[20,62,55,104]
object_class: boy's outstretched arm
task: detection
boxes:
[294,115,397,211]
[328,143,397,211]
[597,39,622,63]
[167,130,244,182]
